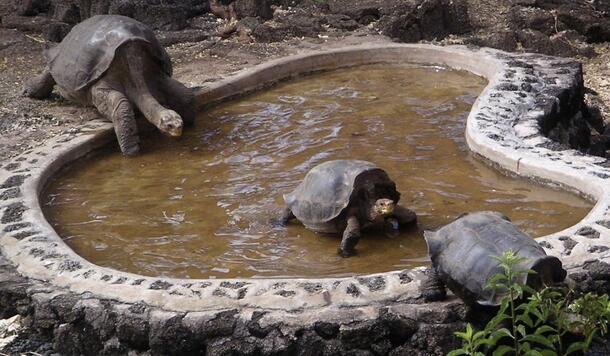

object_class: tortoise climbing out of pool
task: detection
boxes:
[422,211,567,306]
[23,15,195,156]
[278,160,417,257]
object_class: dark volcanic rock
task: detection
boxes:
[251,9,323,42]
[517,29,594,57]
[209,0,273,21]
[380,0,470,43]
[508,6,556,36]
[327,0,388,24]
[51,1,80,24]
[43,21,71,42]
[231,0,273,20]
[465,29,518,52]
[552,0,610,43]
[18,0,51,16]
[323,14,360,31]
[10,0,207,31]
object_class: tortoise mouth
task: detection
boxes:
[162,126,183,137]
[377,204,395,217]
[166,129,183,137]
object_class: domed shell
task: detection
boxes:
[45,15,172,93]
[424,211,566,306]
[284,160,395,233]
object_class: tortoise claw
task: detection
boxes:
[384,217,400,238]
[338,248,356,258]
[269,218,286,229]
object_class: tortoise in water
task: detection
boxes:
[23,15,195,155]
[278,160,417,257]
[423,211,567,306]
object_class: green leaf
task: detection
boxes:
[517,313,534,328]
[486,313,509,331]
[517,324,527,337]
[535,325,557,335]
[474,338,496,348]
[487,274,508,285]
[492,345,515,356]
[564,341,586,355]
[522,284,537,295]
[523,350,546,356]
[540,350,558,356]
[472,330,487,341]
[521,334,555,348]
[584,330,596,348]
[454,331,469,341]
[531,308,546,323]
[490,328,513,343]
[466,323,473,338]
[447,350,468,356]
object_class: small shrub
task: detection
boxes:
[450,250,610,356]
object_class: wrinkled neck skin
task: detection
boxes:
[336,185,398,231]
[366,198,395,224]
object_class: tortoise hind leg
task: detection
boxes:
[339,215,360,257]
[23,67,55,99]
[91,81,140,156]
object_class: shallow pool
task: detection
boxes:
[42,64,592,279]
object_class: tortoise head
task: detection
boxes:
[157,110,184,137]
[527,256,567,290]
[361,181,399,222]
[368,198,396,222]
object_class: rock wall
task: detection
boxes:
[0,252,469,356]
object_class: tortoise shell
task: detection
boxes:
[45,15,172,93]
[284,160,399,233]
[424,211,566,306]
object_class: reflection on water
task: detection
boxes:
[42,64,592,279]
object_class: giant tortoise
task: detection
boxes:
[23,15,195,155]
[278,160,417,257]
[423,211,567,306]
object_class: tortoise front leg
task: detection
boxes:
[339,215,361,257]
[271,207,295,227]
[91,82,140,156]
[22,67,55,99]
[393,205,417,226]
[420,268,447,302]
[384,217,400,238]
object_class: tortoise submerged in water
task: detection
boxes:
[423,211,567,306]
[23,15,195,156]
[277,160,417,257]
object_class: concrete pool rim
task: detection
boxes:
[1,43,610,316]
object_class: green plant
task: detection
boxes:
[449,250,610,356]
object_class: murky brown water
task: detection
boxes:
[42,64,592,279]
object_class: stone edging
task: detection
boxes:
[1,43,609,354]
